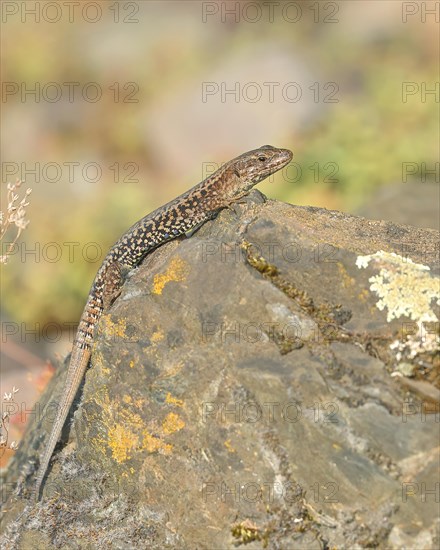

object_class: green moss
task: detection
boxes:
[231,519,271,547]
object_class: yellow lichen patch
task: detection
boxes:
[162,412,185,434]
[165,393,184,407]
[151,329,165,343]
[89,387,147,462]
[108,424,139,463]
[134,397,145,409]
[99,314,130,340]
[152,256,190,295]
[118,407,144,428]
[224,439,236,453]
[142,430,173,455]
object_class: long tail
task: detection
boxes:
[34,346,91,501]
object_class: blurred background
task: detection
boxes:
[1,0,439,464]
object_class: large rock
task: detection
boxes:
[1,192,439,549]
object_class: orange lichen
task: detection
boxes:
[152,257,190,295]
[142,431,173,455]
[165,393,184,407]
[162,412,185,434]
[151,329,165,342]
[99,314,130,340]
[108,424,139,463]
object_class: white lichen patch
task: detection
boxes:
[356,251,439,364]
[356,251,439,323]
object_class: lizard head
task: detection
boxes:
[227,145,293,194]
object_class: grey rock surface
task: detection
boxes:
[1,192,439,549]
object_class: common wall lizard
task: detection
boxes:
[34,145,293,500]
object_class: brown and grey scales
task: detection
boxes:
[34,145,293,500]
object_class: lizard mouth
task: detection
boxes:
[275,148,293,168]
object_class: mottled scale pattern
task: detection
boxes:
[34,145,293,500]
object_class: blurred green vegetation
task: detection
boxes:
[278,62,436,210]
[1,1,438,326]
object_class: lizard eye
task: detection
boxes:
[258,156,267,162]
